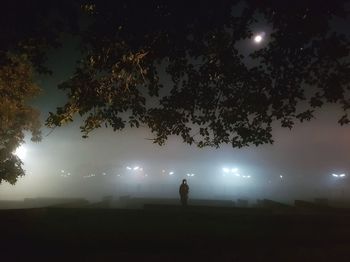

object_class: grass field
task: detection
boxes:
[1,206,350,261]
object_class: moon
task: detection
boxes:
[253,32,266,44]
[254,35,263,43]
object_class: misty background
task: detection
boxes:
[1,29,350,206]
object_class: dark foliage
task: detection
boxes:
[0,0,79,183]
[46,0,350,148]
[1,1,350,185]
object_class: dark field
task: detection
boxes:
[1,206,350,261]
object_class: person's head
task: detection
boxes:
[182,179,187,184]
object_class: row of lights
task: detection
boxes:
[60,170,71,178]
[332,173,346,178]
[58,166,348,181]
[126,166,143,171]
[222,167,251,179]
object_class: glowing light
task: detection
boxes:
[126,166,132,170]
[169,171,174,175]
[61,170,65,173]
[14,145,27,160]
[83,173,96,178]
[331,173,346,178]
[235,173,241,177]
[223,167,239,174]
[280,175,283,179]
[133,166,139,171]
[254,34,263,43]
[102,172,106,176]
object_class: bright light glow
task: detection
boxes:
[235,173,240,177]
[223,167,239,174]
[169,171,174,175]
[133,166,139,171]
[280,175,283,179]
[14,145,27,160]
[331,173,346,178]
[61,170,65,173]
[186,173,191,177]
[254,34,263,43]
[191,173,195,177]
[84,173,96,178]
[126,166,132,170]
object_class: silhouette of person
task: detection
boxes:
[179,179,189,206]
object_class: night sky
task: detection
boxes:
[2,3,350,204]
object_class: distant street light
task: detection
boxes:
[331,173,347,199]
[222,166,242,177]
[126,166,142,172]
[332,173,346,178]
[222,167,239,174]
[223,168,230,173]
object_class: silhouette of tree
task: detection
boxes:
[0,0,78,183]
[1,1,349,185]
[46,0,350,148]
[0,55,41,184]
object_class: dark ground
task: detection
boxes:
[1,206,350,261]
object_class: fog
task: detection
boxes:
[1,106,350,207]
[2,29,350,208]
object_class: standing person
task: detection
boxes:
[179,179,189,206]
